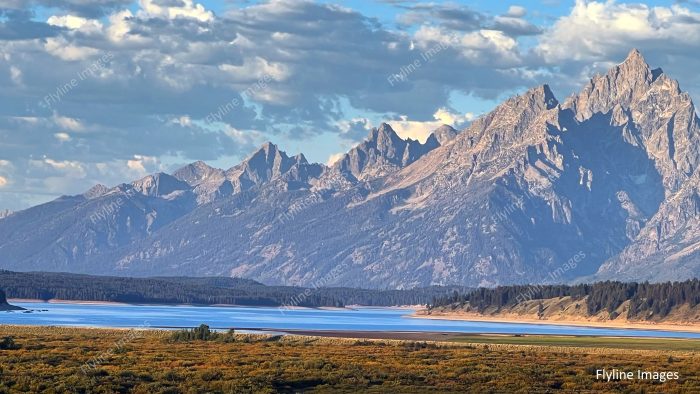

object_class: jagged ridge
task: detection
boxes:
[1,49,699,288]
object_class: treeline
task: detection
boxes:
[430,280,700,320]
[0,288,24,311]
[0,270,468,308]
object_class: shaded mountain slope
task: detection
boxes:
[1,49,699,288]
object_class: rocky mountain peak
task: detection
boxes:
[293,153,308,165]
[172,161,223,186]
[563,49,665,121]
[247,142,294,175]
[490,84,559,119]
[131,172,191,197]
[333,122,440,181]
[82,184,110,199]
[619,49,663,81]
[429,125,459,145]
[533,84,558,109]
[561,49,699,192]
[260,141,278,154]
[224,142,306,191]
[6,49,700,288]
[622,48,647,67]
[459,84,559,152]
[616,48,655,85]
[369,123,404,151]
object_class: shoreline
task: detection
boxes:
[4,324,700,345]
[7,299,401,311]
[411,311,700,334]
[9,298,130,306]
[9,299,700,336]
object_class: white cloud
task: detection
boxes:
[326,152,344,166]
[139,0,213,22]
[506,6,527,18]
[107,10,149,43]
[52,114,85,132]
[47,15,103,32]
[54,132,72,142]
[537,1,700,62]
[389,107,475,142]
[30,158,87,179]
[389,116,443,143]
[336,118,372,141]
[127,155,158,175]
[9,66,22,85]
[6,0,700,211]
[433,108,474,126]
[44,37,100,61]
[413,25,521,66]
[533,0,700,103]
[172,116,192,127]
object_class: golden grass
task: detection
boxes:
[0,325,699,393]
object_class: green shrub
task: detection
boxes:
[169,324,235,343]
[0,337,19,350]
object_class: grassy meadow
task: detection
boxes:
[0,325,699,393]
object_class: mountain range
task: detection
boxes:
[1,49,699,289]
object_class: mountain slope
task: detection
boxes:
[589,51,700,282]
[0,143,322,274]
[330,123,439,182]
[1,49,699,288]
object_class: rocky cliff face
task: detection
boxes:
[332,123,439,182]
[582,50,700,283]
[0,49,698,288]
[0,143,324,273]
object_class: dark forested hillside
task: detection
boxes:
[0,288,23,311]
[431,280,700,320]
[0,271,467,308]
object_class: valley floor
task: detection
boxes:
[1,325,699,393]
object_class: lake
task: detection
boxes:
[3,301,700,339]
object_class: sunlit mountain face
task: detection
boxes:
[2,49,700,288]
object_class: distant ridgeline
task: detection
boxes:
[0,270,468,308]
[430,280,700,321]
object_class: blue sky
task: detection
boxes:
[1,0,700,210]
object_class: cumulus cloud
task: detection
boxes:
[396,2,541,37]
[326,152,345,166]
[338,107,473,145]
[3,0,700,211]
[54,132,72,142]
[337,118,373,142]
[47,14,103,31]
[397,3,487,31]
[538,1,700,61]
[32,0,133,18]
[433,108,474,126]
[389,106,474,142]
[535,0,700,98]
[0,9,62,40]
[506,6,527,18]
[138,0,214,22]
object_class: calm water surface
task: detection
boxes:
[3,302,700,339]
